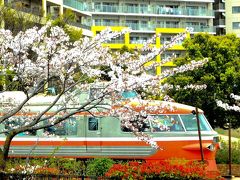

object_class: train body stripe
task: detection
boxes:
[0,136,215,142]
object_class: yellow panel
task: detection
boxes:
[162,61,175,66]
[156,28,186,34]
[154,28,189,75]
[101,44,125,49]
[91,26,130,48]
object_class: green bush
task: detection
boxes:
[86,158,115,177]
[6,158,85,175]
[216,139,240,164]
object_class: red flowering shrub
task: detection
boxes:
[106,160,208,179]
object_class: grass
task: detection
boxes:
[214,128,240,139]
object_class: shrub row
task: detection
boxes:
[6,157,227,179]
[6,157,114,176]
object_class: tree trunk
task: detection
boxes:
[0,131,17,171]
[0,148,5,171]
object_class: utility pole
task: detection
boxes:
[196,107,204,162]
[228,119,232,177]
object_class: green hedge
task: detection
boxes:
[216,139,240,164]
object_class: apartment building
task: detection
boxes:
[225,0,240,37]
[1,0,215,75]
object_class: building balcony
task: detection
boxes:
[213,3,225,11]
[2,1,92,36]
[68,21,91,30]
[214,19,225,26]
[3,1,42,16]
[93,4,214,17]
[63,0,89,11]
[94,22,215,34]
[189,25,216,33]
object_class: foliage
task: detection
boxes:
[165,33,240,128]
[6,158,85,175]
[51,9,83,42]
[0,5,42,35]
[105,160,209,180]
[216,139,240,164]
[5,158,224,179]
[86,158,115,177]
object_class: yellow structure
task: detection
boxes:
[92,26,187,75]
[155,28,187,75]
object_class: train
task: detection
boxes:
[0,89,220,175]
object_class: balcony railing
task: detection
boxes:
[94,22,215,33]
[63,0,89,11]
[92,4,214,17]
[213,3,225,10]
[68,21,91,30]
[4,3,42,17]
[214,19,225,26]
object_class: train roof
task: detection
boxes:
[121,100,203,114]
[0,91,202,115]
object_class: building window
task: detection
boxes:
[94,19,101,26]
[166,21,179,28]
[232,6,240,14]
[233,22,240,29]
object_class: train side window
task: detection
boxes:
[121,120,150,132]
[150,115,184,132]
[44,122,66,136]
[4,117,36,136]
[150,115,171,132]
[44,117,77,136]
[65,117,77,135]
[88,117,98,131]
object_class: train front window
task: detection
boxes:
[149,115,184,132]
[180,114,211,131]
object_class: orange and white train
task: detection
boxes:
[0,91,220,175]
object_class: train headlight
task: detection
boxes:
[213,136,220,143]
[207,144,215,151]
[213,136,221,149]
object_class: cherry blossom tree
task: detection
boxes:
[0,23,207,169]
[216,94,240,114]
[216,94,240,129]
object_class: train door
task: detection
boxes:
[85,117,102,152]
